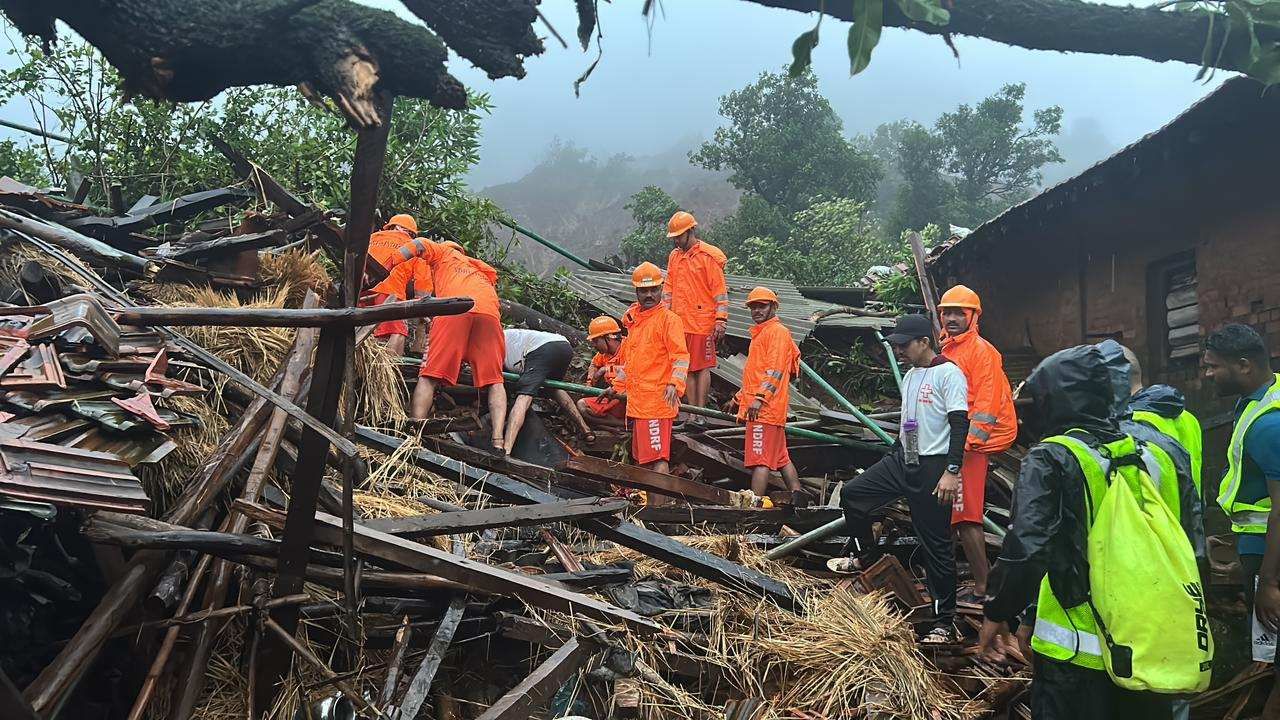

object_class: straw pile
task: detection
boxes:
[258,249,333,308]
[588,534,971,720]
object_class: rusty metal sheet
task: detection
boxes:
[63,428,176,466]
[26,295,122,356]
[5,387,116,413]
[0,438,148,514]
[69,400,193,433]
[0,344,67,390]
[100,372,204,398]
[0,413,95,444]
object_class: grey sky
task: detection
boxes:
[363,0,1223,189]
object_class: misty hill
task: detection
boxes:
[482,140,740,273]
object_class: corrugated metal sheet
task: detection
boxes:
[565,269,888,343]
[0,438,148,513]
[712,354,823,417]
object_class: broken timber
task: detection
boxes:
[111,296,473,327]
[394,595,467,720]
[354,427,798,610]
[472,638,596,720]
[362,497,630,538]
[234,500,662,634]
[559,453,733,505]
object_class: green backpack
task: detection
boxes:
[1059,434,1213,692]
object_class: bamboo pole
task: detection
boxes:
[797,360,895,445]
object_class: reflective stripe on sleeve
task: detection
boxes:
[969,427,991,442]
[972,412,998,424]
[1032,617,1103,657]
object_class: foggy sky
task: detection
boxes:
[364,0,1224,189]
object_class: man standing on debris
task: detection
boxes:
[363,213,425,356]
[736,287,804,499]
[579,316,627,433]
[979,344,1200,718]
[388,240,507,452]
[1203,323,1280,717]
[501,327,593,453]
[938,285,1017,599]
[601,262,690,473]
[831,314,968,644]
[664,211,728,410]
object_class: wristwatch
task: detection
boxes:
[946,463,962,475]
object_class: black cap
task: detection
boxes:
[884,314,934,345]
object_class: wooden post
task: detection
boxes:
[908,231,942,337]
[472,639,596,720]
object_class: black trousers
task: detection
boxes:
[839,451,955,626]
[1032,657,1173,720]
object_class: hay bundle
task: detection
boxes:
[258,249,333,307]
[160,285,296,386]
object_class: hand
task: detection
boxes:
[663,384,679,407]
[713,320,727,343]
[977,619,1013,662]
[1257,583,1280,632]
[746,398,763,421]
[934,471,961,505]
[600,387,619,401]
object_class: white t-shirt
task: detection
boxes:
[503,328,569,372]
[901,360,969,457]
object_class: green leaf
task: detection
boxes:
[848,0,884,75]
[790,28,821,77]
[1247,44,1280,85]
[1196,10,1217,80]
[893,0,951,25]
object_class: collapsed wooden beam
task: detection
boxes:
[0,207,152,275]
[83,525,346,568]
[354,428,798,610]
[234,500,662,634]
[393,596,467,720]
[361,497,630,538]
[111,296,473,327]
[472,638,596,720]
[559,454,733,505]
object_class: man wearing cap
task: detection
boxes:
[579,316,627,433]
[363,213,423,356]
[664,211,728,410]
[832,314,969,644]
[736,287,804,499]
[601,262,690,472]
[938,285,1017,599]
[387,241,507,452]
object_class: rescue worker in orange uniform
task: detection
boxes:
[601,262,690,473]
[387,240,507,451]
[579,316,627,433]
[664,211,728,410]
[938,285,1017,598]
[736,287,803,498]
[363,213,422,356]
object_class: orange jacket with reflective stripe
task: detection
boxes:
[589,351,620,387]
[612,303,689,419]
[736,317,800,426]
[368,228,417,269]
[369,257,434,300]
[664,240,729,335]
[940,309,1017,452]
[388,240,500,318]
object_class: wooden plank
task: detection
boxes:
[1169,324,1201,345]
[472,638,595,720]
[354,428,799,610]
[1167,303,1199,328]
[394,596,466,720]
[362,497,629,538]
[634,504,842,531]
[234,501,661,634]
[559,454,733,505]
[1166,285,1198,310]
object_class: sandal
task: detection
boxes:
[825,556,864,574]
[583,431,597,443]
[921,626,958,645]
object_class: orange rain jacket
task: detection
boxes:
[736,317,801,426]
[370,257,434,301]
[388,240,500,318]
[589,351,621,387]
[940,304,1017,453]
[612,303,689,419]
[368,228,418,270]
[664,240,729,335]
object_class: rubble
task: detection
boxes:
[0,159,1044,720]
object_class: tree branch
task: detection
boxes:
[749,0,1265,74]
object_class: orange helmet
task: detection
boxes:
[666,211,697,238]
[938,285,982,313]
[631,261,664,288]
[587,315,622,340]
[386,213,418,233]
[745,286,780,307]
[440,240,464,254]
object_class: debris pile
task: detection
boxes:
[0,158,1037,720]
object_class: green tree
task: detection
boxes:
[729,197,898,285]
[883,83,1062,234]
[691,69,881,216]
[618,185,679,265]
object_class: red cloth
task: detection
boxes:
[419,313,505,387]
[584,396,625,418]
[743,421,790,470]
[362,293,408,338]
[951,450,991,525]
[631,418,672,464]
[684,332,717,372]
